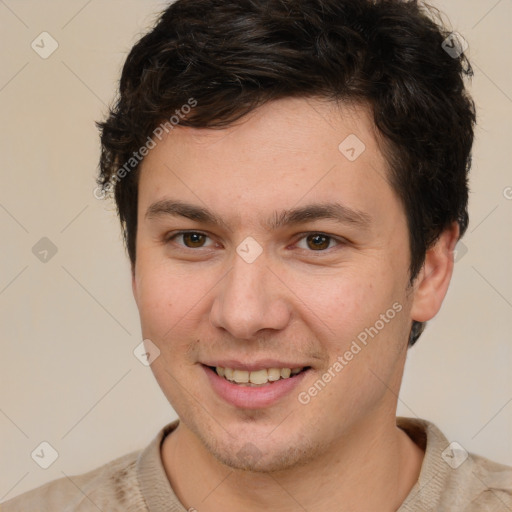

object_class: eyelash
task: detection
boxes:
[164,231,345,253]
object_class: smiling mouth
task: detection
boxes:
[205,365,311,387]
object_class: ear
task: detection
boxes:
[410,222,460,322]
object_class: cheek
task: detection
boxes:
[292,266,382,341]
[293,262,408,375]
[134,257,214,344]
[136,275,170,327]
[134,262,181,336]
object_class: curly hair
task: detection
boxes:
[96,0,476,346]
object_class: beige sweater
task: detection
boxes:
[2,417,511,511]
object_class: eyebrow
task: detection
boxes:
[145,199,372,231]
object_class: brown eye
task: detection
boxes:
[306,234,330,250]
[166,231,213,249]
[181,232,207,248]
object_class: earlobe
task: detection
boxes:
[410,222,460,323]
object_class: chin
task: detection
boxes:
[198,426,319,473]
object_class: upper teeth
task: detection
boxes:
[216,367,303,385]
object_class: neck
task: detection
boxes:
[161,412,424,512]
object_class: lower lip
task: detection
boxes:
[203,365,309,409]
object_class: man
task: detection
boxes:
[3,0,511,510]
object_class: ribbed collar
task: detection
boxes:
[136,419,186,512]
[397,417,451,511]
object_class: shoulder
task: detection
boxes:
[397,417,512,511]
[455,452,512,511]
[0,449,148,512]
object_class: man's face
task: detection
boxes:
[132,97,416,472]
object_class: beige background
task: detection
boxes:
[1,0,511,501]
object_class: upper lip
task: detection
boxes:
[202,360,309,372]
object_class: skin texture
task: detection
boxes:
[131,97,458,511]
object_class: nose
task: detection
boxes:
[209,250,292,340]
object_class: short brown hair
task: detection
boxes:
[96,0,476,346]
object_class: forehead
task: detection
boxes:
[137,97,399,232]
